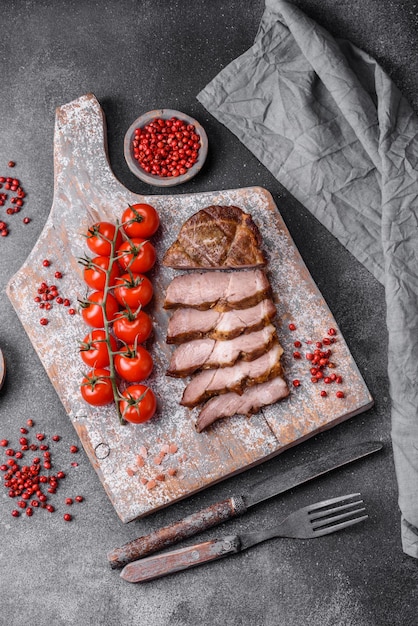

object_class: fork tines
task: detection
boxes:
[308,493,368,536]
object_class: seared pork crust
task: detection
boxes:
[162,205,266,270]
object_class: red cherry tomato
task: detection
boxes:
[81,291,119,328]
[83,256,120,290]
[80,368,114,406]
[114,345,153,382]
[86,222,123,257]
[113,309,153,344]
[121,204,160,239]
[113,273,153,309]
[117,238,156,274]
[80,329,118,368]
[119,384,157,424]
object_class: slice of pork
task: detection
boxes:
[166,299,277,344]
[196,376,290,432]
[181,342,284,407]
[167,324,278,377]
[163,269,271,311]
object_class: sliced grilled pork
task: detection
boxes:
[195,376,290,432]
[181,342,284,407]
[166,299,277,344]
[162,205,266,269]
[167,324,278,377]
[163,269,271,311]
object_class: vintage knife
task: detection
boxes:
[108,440,382,569]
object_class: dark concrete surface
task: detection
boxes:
[0,1,417,625]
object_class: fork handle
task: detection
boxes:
[120,535,241,583]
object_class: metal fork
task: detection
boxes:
[120,494,368,583]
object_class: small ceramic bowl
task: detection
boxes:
[124,109,208,187]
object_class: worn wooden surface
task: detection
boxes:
[6,93,373,523]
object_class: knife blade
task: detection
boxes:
[108,440,382,569]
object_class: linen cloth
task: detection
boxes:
[197,0,418,558]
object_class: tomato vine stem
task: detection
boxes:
[101,220,126,425]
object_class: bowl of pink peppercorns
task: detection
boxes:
[124,109,208,187]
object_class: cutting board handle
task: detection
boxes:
[51,93,137,228]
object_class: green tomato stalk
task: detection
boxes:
[101,221,126,424]
[79,221,127,424]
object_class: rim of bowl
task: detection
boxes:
[124,109,208,187]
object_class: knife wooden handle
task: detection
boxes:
[120,535,241,583]
[107,496,247,569]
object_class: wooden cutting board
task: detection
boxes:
[7,93,373,523]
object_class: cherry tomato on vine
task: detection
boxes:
[86,222,123,257]
[80,291,119,328]
[121,203,160,239]
[80,368,114,406]
[117,238,156,274]
[80,329,118,368]
[119,384,157,424]
[113,273,153,309]
[113,308,153,344]
[82,255,120,290]
[114,345,153,382]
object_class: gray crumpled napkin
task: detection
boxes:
[197,0,418,558]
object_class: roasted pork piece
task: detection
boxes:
[164,269,271,311]
[167,324,277,377]
[195,376,290,432]
[166,299,277,344]
[162,205,266,269]
[180,342,284,407]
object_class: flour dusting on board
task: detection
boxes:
[6,94,373,523]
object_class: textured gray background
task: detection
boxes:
[0,1,417,625]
